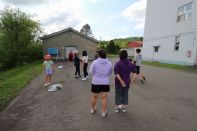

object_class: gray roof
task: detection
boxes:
[40,27,98,43]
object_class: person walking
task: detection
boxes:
[133,48,146,84]
[73,50,81,79]
[114,50,136,112]
[43,54,55,87]
[81,50,89,80]
[89,49,112,117]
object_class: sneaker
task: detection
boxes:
[86,76,89,79]
[115,108,120,113]
[90,107,96,114]
[121,107,127,113]
[74,76,78,79]
[78,75,81,78]
[44,83,51,87]
[101,111,107,117]
[82,78,87,80]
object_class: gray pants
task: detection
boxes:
[115,86,129,105]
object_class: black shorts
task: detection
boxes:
[91,84,110,93]
[135,66,140,74]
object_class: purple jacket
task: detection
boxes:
[89,58,112,85]
[114,59,136,87]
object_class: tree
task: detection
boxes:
[0,7,42,68]
[106,40,120,54]
[80,24,94,38]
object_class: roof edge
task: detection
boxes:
[40,27,98,43]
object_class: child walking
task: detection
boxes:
[73,50,81,78]
[81,50,89,80]
[134,48,146,84]
[43,54,55,87]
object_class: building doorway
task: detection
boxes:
[153,46,160,60]
[64,46,77,59]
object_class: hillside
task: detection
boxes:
[99,37,143,49]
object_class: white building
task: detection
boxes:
[143,0,197,65]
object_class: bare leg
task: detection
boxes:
[45,75,49,84]
[101,92,107,113]
[141,74,146,80]
[48,74,52,83]
[91,93,99,109]
[132,73,137,82]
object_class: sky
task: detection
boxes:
[0,0,147,40]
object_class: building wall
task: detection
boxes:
[143,32,197,65]
[70,32,97,59]
[43,31,98,59]
[43,32,70,58]
[143,0,197,65]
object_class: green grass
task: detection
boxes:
[107,54,118,58]
[0,61,43,111]
[142,61,197,73]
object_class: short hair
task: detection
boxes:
[82,50,87,56]
[98,49,106,58]
[136,48,141,53]
[119,50,128,59]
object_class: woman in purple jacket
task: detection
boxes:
[89,49,112,118]
[114,50,136,113]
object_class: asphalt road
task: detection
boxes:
[0,58,197,131]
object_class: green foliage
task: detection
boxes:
[80,24,94,38]
[113,37,143,48]
[98,40,108,49]
[0,7,42,69]
[98,37,143,54]
[106,40,120,54]
[0,61,42,111]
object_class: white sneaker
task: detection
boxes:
[101,111,107,118]
[90,107,96,114]
[44,83,51,87]
[82,78,87,80]
[121,107,127,113]
[115,108,120,113]
[86,76,89,79]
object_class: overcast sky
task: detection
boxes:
[0,0,147,40]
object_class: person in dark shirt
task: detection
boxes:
[73,51,81,78]
[114,50,136,113]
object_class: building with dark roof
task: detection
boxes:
[40,27,98,60]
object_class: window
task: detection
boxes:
[154,46,159,52]
[175,36,180,51]
[177,2,193,22]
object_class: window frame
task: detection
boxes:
[154,46,159,53]
[177,2,193,22]
[174,36,180,51]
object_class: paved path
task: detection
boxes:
[0,59,197,131]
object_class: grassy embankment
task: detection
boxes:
[108,55,197,72]
[142,61,197,73]
[0,61,42,111]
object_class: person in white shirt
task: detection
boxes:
[134,48,146,84]
[81,50,89,80]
